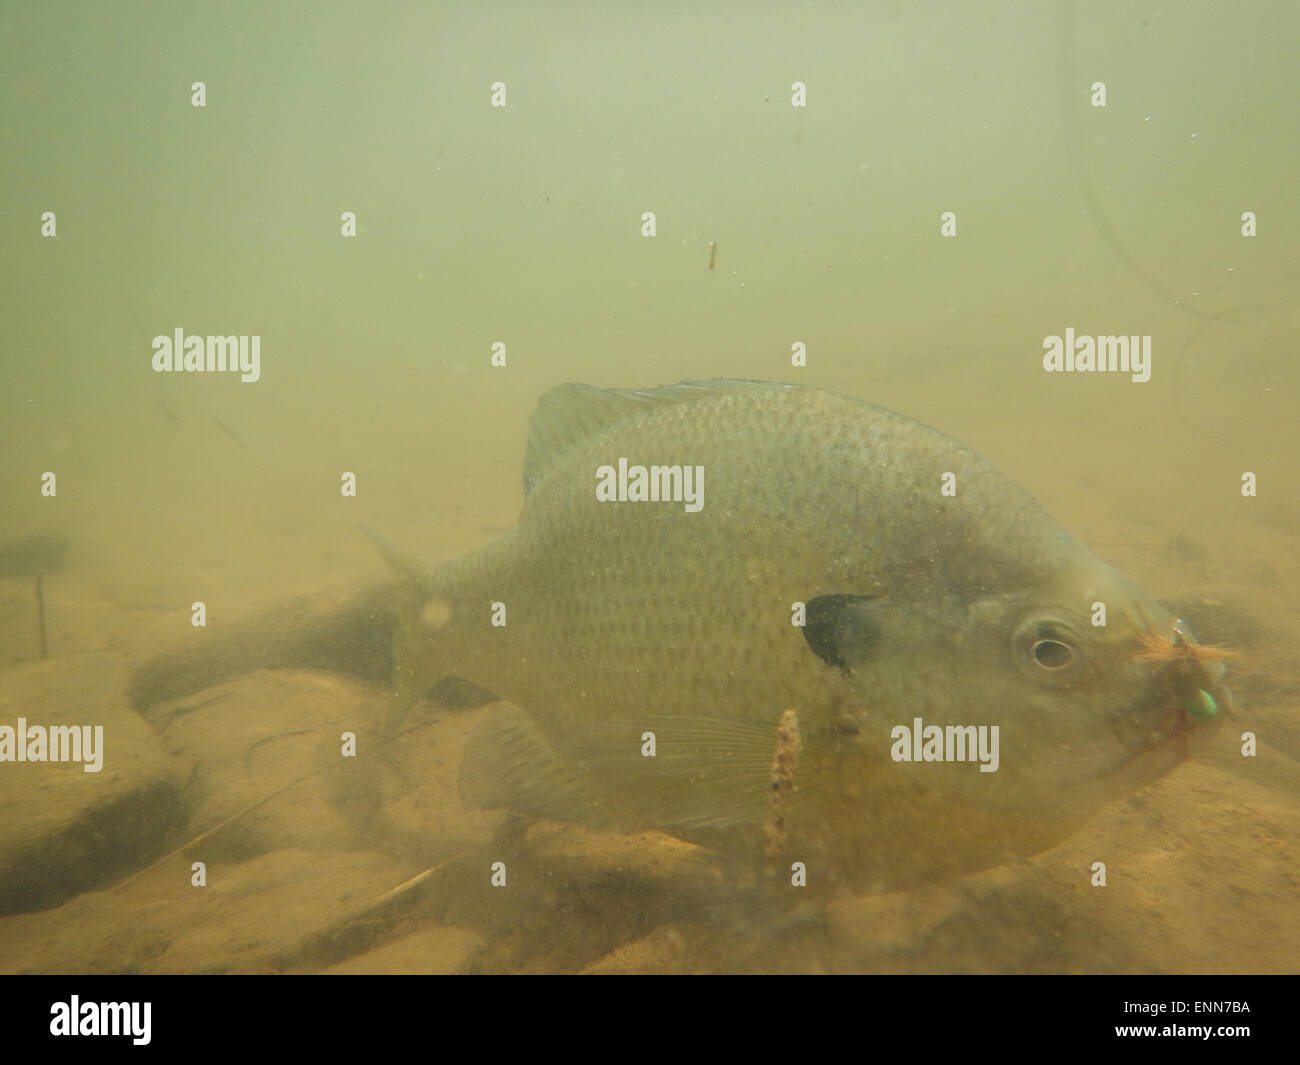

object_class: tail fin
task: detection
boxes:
[362,526,459,741]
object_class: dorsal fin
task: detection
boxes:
[360,525,428,590]
[522,379,803,496]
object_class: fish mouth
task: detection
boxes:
[1114,617,1235,774]
[1122,687,1226,766]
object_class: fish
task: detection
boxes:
[376,379,1230,898]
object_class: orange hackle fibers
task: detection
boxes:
[1132,627,1241,667]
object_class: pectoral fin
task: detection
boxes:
[561,713,816,836]
[460,707,816,844]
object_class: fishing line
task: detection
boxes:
[1057,1,1215,322]
[1058,4,1292,441]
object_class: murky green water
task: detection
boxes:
[1,1,1296,973]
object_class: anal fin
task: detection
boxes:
[460,703,610,824]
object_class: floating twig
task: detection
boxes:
[763,708,801,876]
[210,413,250,451]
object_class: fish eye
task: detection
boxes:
[1031,638,1073,669]
[1013,613,1084,682]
